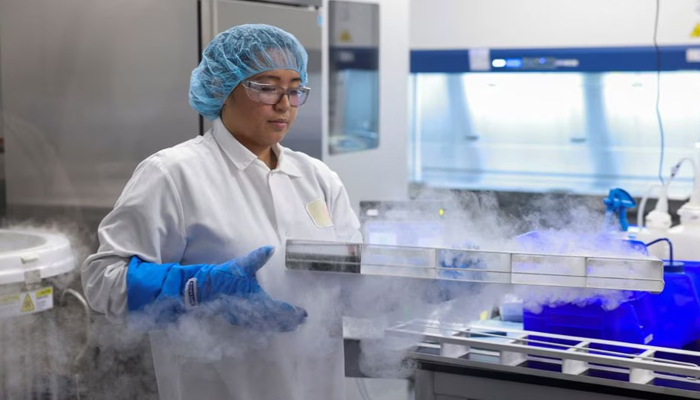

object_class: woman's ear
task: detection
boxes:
[224,91,235,107]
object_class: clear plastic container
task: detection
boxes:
[285,239,664,292]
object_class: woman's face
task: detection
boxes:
[221,69,301,151]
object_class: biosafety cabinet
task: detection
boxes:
[409,0,700,199]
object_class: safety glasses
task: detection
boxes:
[242,81,311,107]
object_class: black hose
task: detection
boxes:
[645,238,675,269]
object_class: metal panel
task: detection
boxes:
[415,369,436,400]
[433,373,641,400]
[214,1,322,49]
[244,0,322,8]
[0,0,200,210]
[213,0,323,158]
[0,23,5,220]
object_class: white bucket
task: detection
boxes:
[0,229,82,400]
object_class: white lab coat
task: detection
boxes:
[82,118,362,400]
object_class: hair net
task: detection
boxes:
[189,24,309,120]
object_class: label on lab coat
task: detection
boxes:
[306,198,333,228]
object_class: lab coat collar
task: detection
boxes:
[271,143,303,178]
[212,118,302,178]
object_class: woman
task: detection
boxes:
[82,24,361,400]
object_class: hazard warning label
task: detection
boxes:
[692,22,700,38]
[339,29,352,43]
[21,294,34,312]
[0,286,53,318]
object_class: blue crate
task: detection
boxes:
[518,231,700,350]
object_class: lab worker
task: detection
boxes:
[81,24,361,400]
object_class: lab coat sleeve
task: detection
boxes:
[328,171,362,243]
[81,156,187,322]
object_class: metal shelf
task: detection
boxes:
[386,319,700,397]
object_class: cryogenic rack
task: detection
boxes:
[386,319,700,398]
[285,240,665,293]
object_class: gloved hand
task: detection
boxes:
[429,242,483,302]
[438,242,481,278]
[127,246,307,332]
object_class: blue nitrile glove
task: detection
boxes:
[126,246,308,332]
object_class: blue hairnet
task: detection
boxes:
[189,24,309,120]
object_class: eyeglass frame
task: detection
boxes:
[241,80,311,107]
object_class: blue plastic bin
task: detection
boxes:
[518,231,700,351]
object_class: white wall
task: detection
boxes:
[410,0,700,49]
[323,0,410,210]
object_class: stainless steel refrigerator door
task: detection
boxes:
[0,0,200,211]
